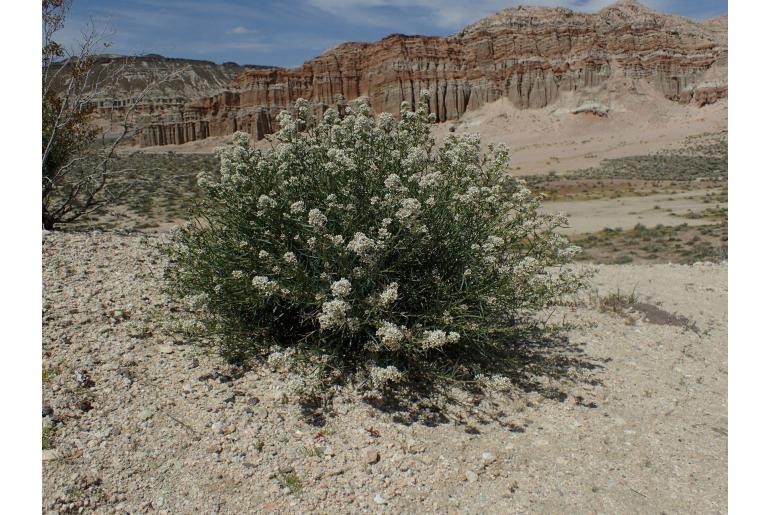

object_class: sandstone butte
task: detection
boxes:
[135,0,728,147]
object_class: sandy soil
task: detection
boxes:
[432,81,727,176]
[130,83,727,178]
[128,135,236,155]
[42,232,727,513]
[544,189,727,234]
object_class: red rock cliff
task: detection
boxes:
[138,0,727,146]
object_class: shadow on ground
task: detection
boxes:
[297,326,607,432]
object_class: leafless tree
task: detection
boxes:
[42,0,185,229]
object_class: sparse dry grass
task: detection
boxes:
[572,222,728,264]
[521,133,727,202]
[70,152,219,231]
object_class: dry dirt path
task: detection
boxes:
[544,188,726,234]
[42,232,727,513]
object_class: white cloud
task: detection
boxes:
[187,41,274,53]
[227,26,254,35]
[302,0,676,30]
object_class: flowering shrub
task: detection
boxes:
[164,91,587,396]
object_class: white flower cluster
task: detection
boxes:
[346,232,377,258]
[403,146,428,170]
[318,299,349,329]
[183,293,209,310]
[420,329,460,350]
[395,198,421,222]
[258,194,277,209]
[379,282,399,306]
[482,235,505,253]
[369,365,405,388]
[283,252,298,265]
[308,208,327,228]
[196,171,217,189]
[267,347,296,370]
[384,174,403,191]
[326,148,355,173]
[331,278,352,297]
[325,234,344,246]
[376,322,405,350]
[177,319,206,334]
[252,275,279,296]
[475,373,513,392]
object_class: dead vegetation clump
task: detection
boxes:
[590,287,698,332]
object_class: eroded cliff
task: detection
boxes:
[138,0,727,147]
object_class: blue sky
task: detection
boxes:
[58,0,728,68]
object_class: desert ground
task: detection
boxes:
[43,91,728,512]
[42,232,727,513]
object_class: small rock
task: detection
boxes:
[323,468,344,478]
[223,393,236,404]
[76,370,95,388]
[77,399,93,412]
[363,446,380,465]
[138,409,153,421]
[465,470,478,483]
[158,345,174,354]
[373,493,387,505]
[279,465,294,474]
[481,452,497,465]
[42,449,61,461]
[406,439,425,454]
[215,373,233,384]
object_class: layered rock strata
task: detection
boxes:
[138,0,727,146]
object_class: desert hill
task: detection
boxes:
[132,0,726,147]
[47,54,270,132]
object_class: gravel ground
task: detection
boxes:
[545,188,724,234]
[42,231,727,514]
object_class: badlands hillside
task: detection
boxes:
[134,0,726,147]
[47,54,271,137]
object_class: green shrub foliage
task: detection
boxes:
[164,91,586,395]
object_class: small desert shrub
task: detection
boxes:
[595,288,639,314]
[163,91,587,396]
[42,425,54,450]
